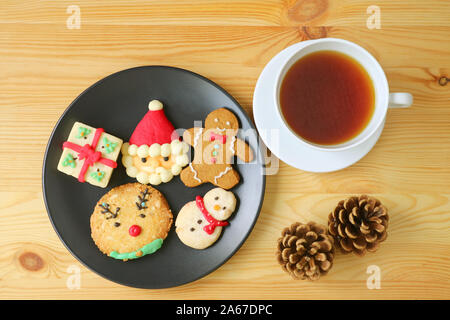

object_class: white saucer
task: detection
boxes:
[253,42,384,173]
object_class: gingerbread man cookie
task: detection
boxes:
[180,108,253,190]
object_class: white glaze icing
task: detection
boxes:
[189,163,202,182]
[193,128,203,147]
[216,127,226,132]
[214,166,232,184]
[230,136,236,155]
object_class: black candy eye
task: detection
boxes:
[163,156,169,161]
[190,227,195,232]
[223,206,226,210]
[197,219,202,224]
[114,222,120,227]
[140,214,146,218]
[141,158,147,163]
[214,196,219,200]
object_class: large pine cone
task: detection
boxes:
[276,221,335,281]
[328,195,389,256]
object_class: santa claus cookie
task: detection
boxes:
[90,183,173,261]
[180,108,253,190]
[121,100,190,185]
[175,188,236,249]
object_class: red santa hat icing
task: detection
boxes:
[121,100,190,185]
[129,100,179,147]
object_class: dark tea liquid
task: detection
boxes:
[279,50,375,145]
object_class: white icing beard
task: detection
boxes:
[121,140,190,185]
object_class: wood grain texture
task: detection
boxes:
[0,0,449,299]
[1,0,449,26]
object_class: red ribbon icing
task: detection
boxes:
[195,195,229,235]
[62,128,117,182]
[210,132,227,144]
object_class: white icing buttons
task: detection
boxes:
[124,167,136,179]
[149,173,162,185]
[160,170,173,183]
[122,155,133,167]
[137,144,149,158]
[171,140,183,155]
[161,143,171,157]
[121,142,130,155]
[136,172,149,184]
[181,141,190,154]
[171,164,182,175]
[128,144,138,156]
[176,154,189,167]
[148,99,163,111]
[149,143,161,157]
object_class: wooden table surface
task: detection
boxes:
[1,0,449,300]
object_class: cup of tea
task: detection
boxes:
[273,38,412,151]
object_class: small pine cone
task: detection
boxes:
[328,195,389,256]
[276,221,335,281]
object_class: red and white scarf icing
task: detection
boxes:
[195,195,229,235]
[62,128,117,182]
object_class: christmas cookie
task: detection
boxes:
[175,188,236,249]
[121,100,190,185]
[180,108,253,190]
[57,122,123,188]
[90,183,173,261]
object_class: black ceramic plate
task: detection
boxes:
[42,66,265,289]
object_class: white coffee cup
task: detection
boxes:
[273,38,413,152]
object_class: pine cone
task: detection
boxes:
[328,195,389,256]
[276,221,335,281]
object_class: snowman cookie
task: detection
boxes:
[180,108,253,190]
[175,188,236,249]
[121,100,190,185]
[90,183,173,261]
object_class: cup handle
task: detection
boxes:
[388,92,413,108]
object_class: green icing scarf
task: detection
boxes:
[109,238,163,260]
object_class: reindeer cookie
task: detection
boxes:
[90,183,173,261]
[180,108,253,190]
[175,188,236,249]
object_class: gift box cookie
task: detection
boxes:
[57,122,123,188]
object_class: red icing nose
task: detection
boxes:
[129,225,142,237]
